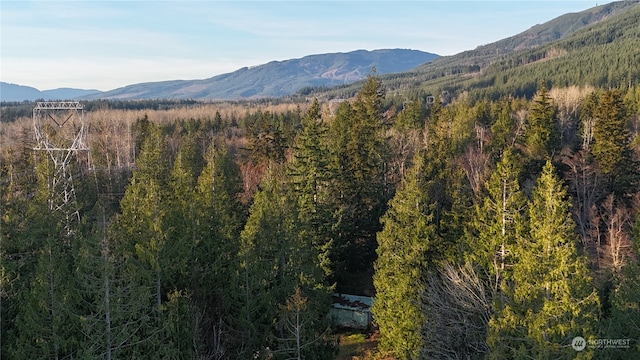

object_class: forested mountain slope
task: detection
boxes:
[82,49,437,100]
[304,0,640,101]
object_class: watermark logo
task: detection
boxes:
[572,336,631,351]
[571,336,586,351]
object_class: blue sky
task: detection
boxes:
[1,1,596,91]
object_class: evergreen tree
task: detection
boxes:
[329,72,388,275]
[488,160,600,358]
[247,110,288,164]
[0,147,38,357]
[8,157,83,359]
[75,200,158,359]
[238,166,331,358]
[287,98,334,279]
[525,84,558,161]
[193,141,245,356]
[132,114,152,160]
[465,150,527,359]
[394,98,425,131]
[117,123,172,308]
[466,149,527,292]
[373,153,434,360]
[196,140,245,247]
[422,99,476,263]
[10,232,82,359]
[489,97,517,156]
[167,142,201,290]
[591,89,637,195]
[111,123,195,357]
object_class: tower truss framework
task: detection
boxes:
[33,101,89,234]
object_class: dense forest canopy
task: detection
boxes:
[2,76,639,359]
[2,3,640,359]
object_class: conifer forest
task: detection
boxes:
[2,5,640,358]
[2,75,640,359]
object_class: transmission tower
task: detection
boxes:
[33,101,89,235]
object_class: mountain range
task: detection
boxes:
[1,49,437,102]
[2,0,638,102]
[0,83,101,102]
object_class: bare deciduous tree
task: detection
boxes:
[461,144,490,198]
[421,263,491,359]
[386,128,421,188]
[561,148,603,257]
[599,195,634,274]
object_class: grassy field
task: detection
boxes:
[335,330,390,360]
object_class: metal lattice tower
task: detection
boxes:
[33,101,88,234]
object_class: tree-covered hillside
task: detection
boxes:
[77,49,438,101]
[302,1,640,103]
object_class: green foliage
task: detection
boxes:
[3,42,640,358]
[466,149,527,292]
[7,157,83,359]
[246,110,291,164]
[489,97,518,156]
[238,165,332,358]
[287,99,335,278]
[10,240,82,359]
[192,141,245,354]
[591,89,638,195]
[373,153,434,360]
[329,73,388,275]
[599,209,640,358]
[0,147,38,354]
[422,99,476,262]
[110,123,198,357]
[525,85,559,160]
[602,263,640,358]
[488,161,600,358]
[394,98,425,131]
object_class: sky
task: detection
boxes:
[1,0,597,91]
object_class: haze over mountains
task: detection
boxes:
[0,83,101,102]
[2,0,638,102]
[1,49,437,102]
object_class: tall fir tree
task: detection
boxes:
[167,141,202,290]
[238,165,331,358]
[422,99,476,263]
[466,149,527,293]
[110,123,196,357]
[116,123,172,308]
[75,199,161,359]
[488,160,600,358]
[0,147,38,357]
[193,141,245,355]
[287,98,334,279]
[329,72,388,276]
[489,97,517,157]
[394,98,425,131]
[8,156,83,359]
[525,84,559,161]
[372,153,435,360]
[591,89,637,195]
